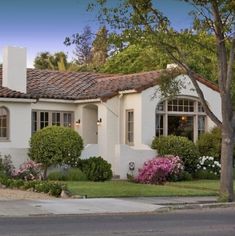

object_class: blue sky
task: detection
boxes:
[0,0,193,68]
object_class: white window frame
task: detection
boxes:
[126,109,134,146]
[156,96,207,142]
[0,106,9,141]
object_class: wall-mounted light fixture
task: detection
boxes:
[180,116,187,123]
[75,119,81,126]
[97,118,102,126]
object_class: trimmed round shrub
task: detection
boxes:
[80,156,112,182]
[151,135,199,173]
[196,127,221,160]
[136,155,184,185]
[28,126,83,178]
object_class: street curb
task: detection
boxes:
[156,202,235,212]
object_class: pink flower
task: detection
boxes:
[136,155,184,185]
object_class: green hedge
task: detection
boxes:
[196,127,221,160]
[0,176,66,197]
[152,135,199,173]
[79,157,112,181]
[48,168,87,181]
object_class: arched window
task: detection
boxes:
[155,97,207,142]
[0,107,9,140]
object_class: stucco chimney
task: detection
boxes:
[2,46,27,93]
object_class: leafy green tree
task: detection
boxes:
[28,126,83,179]
[93,0,235,201]
[100,44,169,74]
[34,52,51,69]
[34,51,69,71]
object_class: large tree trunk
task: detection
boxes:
[220,101,234,202]
[220,135,234,201]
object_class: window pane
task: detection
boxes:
[40,112,49,129]
[155,114,163,136]
[156,102,164,111]
[126,110,134,145]
[198,102,204,112]
[32,112,37,133]
[0,108,8,139]
[52,112,60,126]
[198,116,206,137]
[63,113,72,127]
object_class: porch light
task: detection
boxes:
[97,118,102,126]
[75,119,81,126]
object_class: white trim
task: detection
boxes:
[119,90,137,95]
[74,98,101,104]
[0,98,36,103]
[38,98,75,104]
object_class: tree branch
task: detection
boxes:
[164,50,222,127]
[226,29,235,92]
[211,1,227,93]
[186,68,222,128]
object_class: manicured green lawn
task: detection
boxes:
[67,180,235,198]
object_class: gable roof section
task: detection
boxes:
[0,67,219,101]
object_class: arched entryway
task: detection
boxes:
[82,104,98,145]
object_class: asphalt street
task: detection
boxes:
[0,207,234,236]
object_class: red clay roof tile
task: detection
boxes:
[0,67,219,101]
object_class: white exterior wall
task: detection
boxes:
[121,93,142,147]
[31,101,77,114]
[140,74,221,146]
[115,144,156,179]
[112,93,157,178]
[97,98,119,173]
[0,102,31,167]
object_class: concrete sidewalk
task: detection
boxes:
[0,196,226,217]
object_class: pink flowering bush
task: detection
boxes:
[12,160,42,181]
[136,155,184,185]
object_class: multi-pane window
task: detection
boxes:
[168,99,194,112]
[0,107,9,140]
[126,110,134,145]
[156,98,207,142]
[32,110,74,133]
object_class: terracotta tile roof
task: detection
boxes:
[0,67,219,101]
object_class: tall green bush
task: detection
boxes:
[28,126,83,178]
[80,156,112,181]
[151,135,199,173]
[196,127,221,160]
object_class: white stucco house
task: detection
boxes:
[0,46,221,178]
